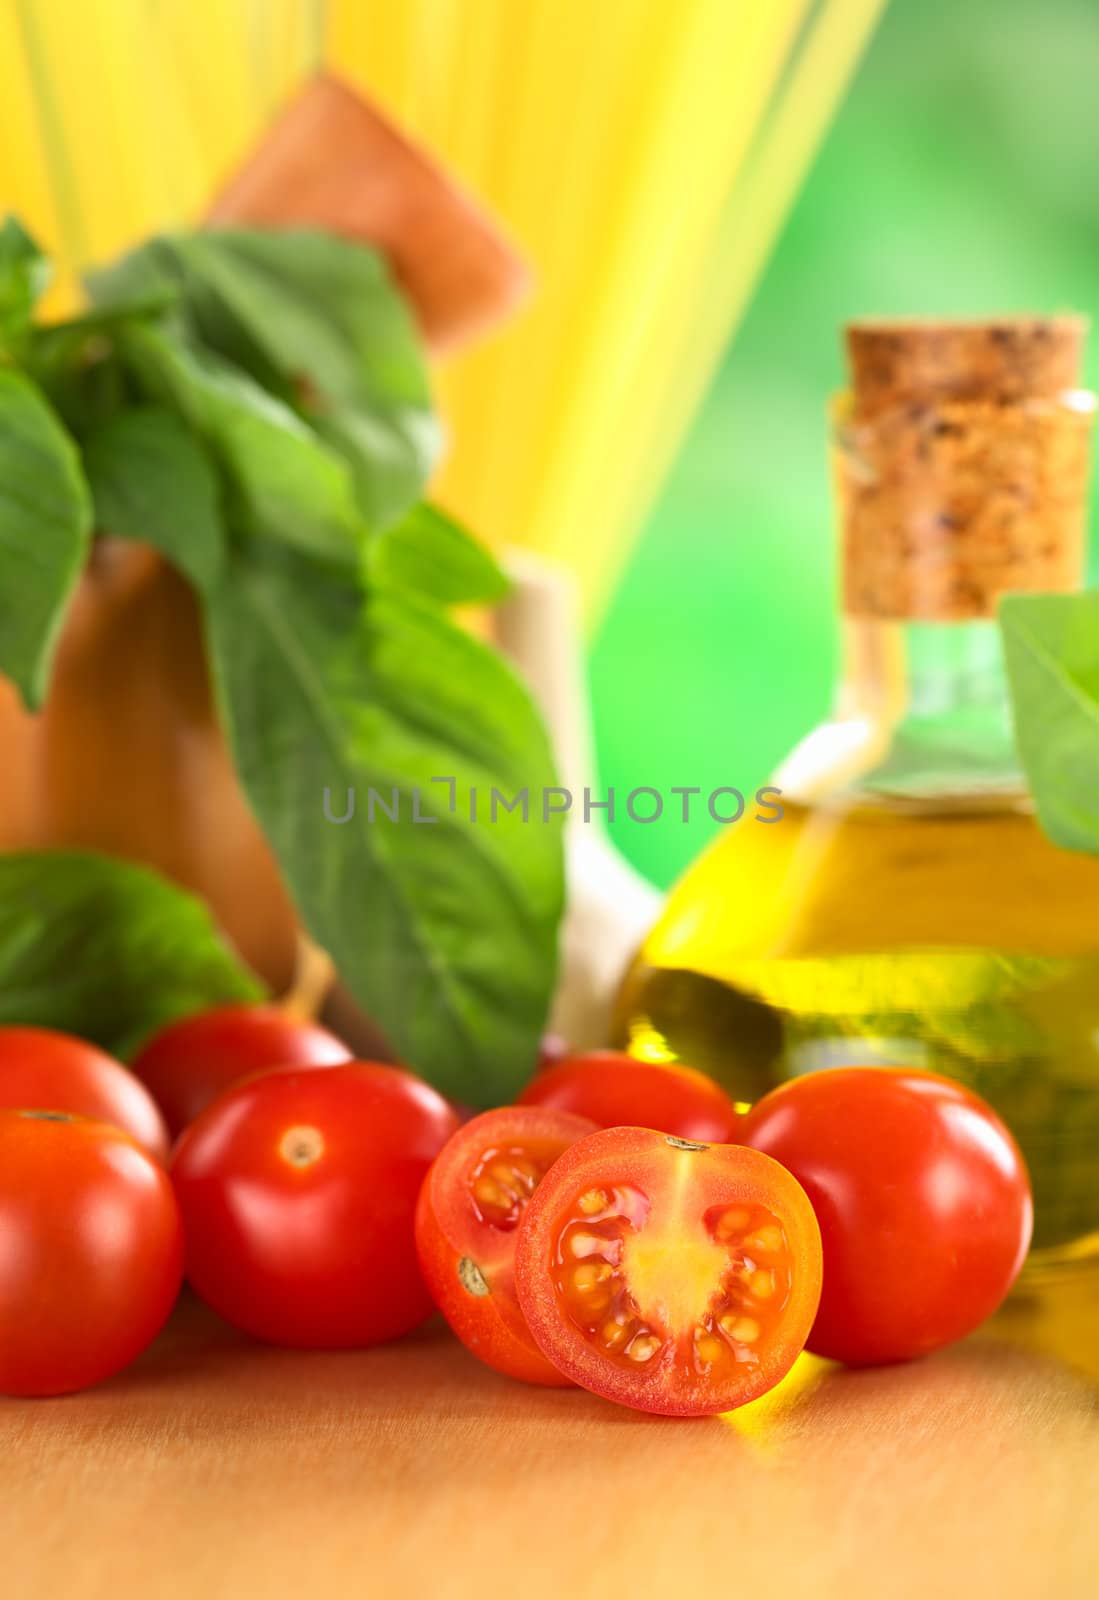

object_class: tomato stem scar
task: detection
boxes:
[279,1124,325,1167]
[458,1256,490,1297]
[665,1135,709,1151]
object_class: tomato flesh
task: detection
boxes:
[515,1127,822,1416]
[416,1106,597,1385]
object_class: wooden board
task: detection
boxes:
[3,1278,1099,1599]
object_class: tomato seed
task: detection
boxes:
[568,1231,608,1259]
[488,1161,529,1195]
[695,1333,726,1365]
[474,1177,511,1210]
[745,1226,783,1254]
[723,1315,761,1343]
[712,1207,752,1242]
[573,1263,612,1290]
[626,1334,660,1363]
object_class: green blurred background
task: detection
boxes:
[592,0,1099,888]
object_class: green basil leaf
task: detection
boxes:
[1001,589,1099,854]
[22,297,173,440]
[312,405,441,535]
[115,321,365,566]
[368,503,510,607]
[84,406,225,591]
[83,239,180,319]
[0,216,50,347]
[203,542,563,1106]
[91,229,440,530]
[0,850,263,1059]
[0,369,92,709]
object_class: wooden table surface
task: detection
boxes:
[4,1276,1099,1599]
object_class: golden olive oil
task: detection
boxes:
[615,793,1099,1267]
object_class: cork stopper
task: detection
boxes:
[837,316,1094,620]
[847,317,1088,414]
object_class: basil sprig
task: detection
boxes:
[0,221,563,1105]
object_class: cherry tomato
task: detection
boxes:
[515,1126,822,1416]
[741,1067,1033,1365]
[519,1050,743,1144]
[415,1106,598,1385]
[0,1111,183,1396]
[171,1062,458,1348]
[132,1003,350,1136]
[0,1025,169,1162]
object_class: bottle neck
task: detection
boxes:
[836,615,1022,798]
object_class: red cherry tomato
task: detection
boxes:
[132,1004,350,1136]
[519,1050,743,1144]
[0,1026,169,1162]
[415,1105,598,1385]
[171,1062,458,1348]
[0,1111,183,1396]
[741,1067,1033,1365]
[515,1126,822,1417]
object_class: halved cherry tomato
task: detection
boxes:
[519,1050,743,1144]
[0,1110,183,1396]
[171,1062,458,1348]
[515,1126,822,1416]
[0,1026,169,1162]
[415,1106,598,1385]
[742,1067,1033,1364]
[133,1004,350,1136]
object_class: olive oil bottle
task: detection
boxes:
[615,318,1099,1271]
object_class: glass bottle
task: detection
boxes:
[615,317,1099,1274]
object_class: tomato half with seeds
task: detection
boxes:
[519,1051,743,1144]
[515,1126,822,1416]
[416,1106,598,1385]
